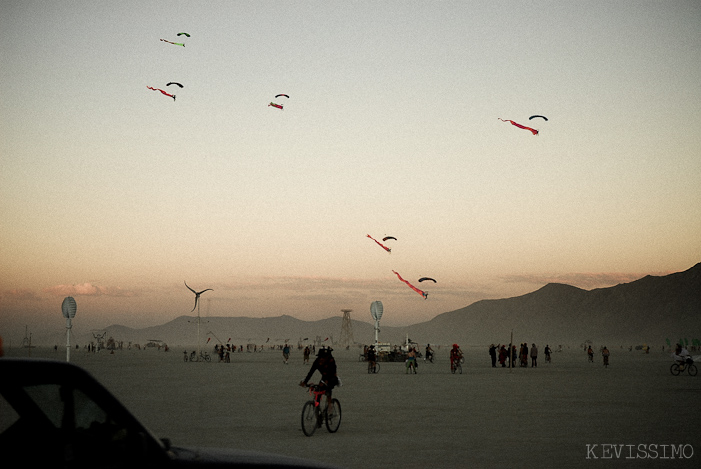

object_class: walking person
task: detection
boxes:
[602,346,610,367]
[303,345,311,364]
[283,343,291,364]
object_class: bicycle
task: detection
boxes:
[301,383,341,437]
[451,358,462,374]
[189,351,211,362]
[670,360,698,376]
[367,362,380,374]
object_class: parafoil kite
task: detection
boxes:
[166,82,184,88]
[529,115,548,121]
[177,32,191,37]
[367,234,391,253]
[498,118,538,136]
[147,86,176,101]
[160,38,185,47]
[275,94,289,99]
[418,277,436,283]
[382,236,397,242]
[268,102,283,110]
[392,270,428,299]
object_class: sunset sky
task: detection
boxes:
[2,1,699,341]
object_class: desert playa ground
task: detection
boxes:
[6,345,700,468]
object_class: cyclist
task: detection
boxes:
[300,347,339,416]
[672,343,691,370]
[425,343,434,362]
[450,344,463,373]
[366,345,377,372]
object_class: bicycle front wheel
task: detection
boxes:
[457,363,463,374]
[688,364,698,376]
[325,399,342,433]
[301,401,318,436]
[670,363,680,376]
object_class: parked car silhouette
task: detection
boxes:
[0,358,337,468]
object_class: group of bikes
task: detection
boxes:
[361,348,465,374]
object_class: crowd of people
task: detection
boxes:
[488,343,550,368]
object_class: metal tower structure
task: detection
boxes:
[340,309,354,347]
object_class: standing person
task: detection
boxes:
[530,343,538,367]
[498,345,507,367]
[587,346,594,363]
[367,345,377,372]
[602,346,610,367]
[489,344,497,368]
[300,347,339,415]
[283,343,290,364]
[406,347,418,374]
[450,344,463,373]
[303,345,311,364]
[544,344,552,363]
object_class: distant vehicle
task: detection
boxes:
[0,358,338,468]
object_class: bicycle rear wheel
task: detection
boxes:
[688,364,698,376]
[301,401,318,436]
[325,399,342,433]
[670,363,680,376]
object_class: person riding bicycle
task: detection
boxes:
[425,343,434,362]
[673,344,692,369]
[300,347,339,414]
[450,344,463,373]
[366,345,377,372]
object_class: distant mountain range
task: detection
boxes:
[30,263,701,348]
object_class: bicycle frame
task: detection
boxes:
[308,384,327,408]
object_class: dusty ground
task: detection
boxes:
[7,345,700,468]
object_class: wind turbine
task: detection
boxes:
[185,281,212,361]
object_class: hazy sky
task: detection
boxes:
[2,1,700,338]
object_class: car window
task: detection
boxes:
[1,380,149,466]
[24,384,64,428]
[0,394,20,434]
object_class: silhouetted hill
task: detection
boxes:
[403,263,701,346]
[31,263,700,348]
